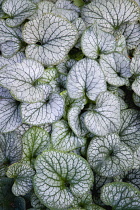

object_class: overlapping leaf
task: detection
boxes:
[0,59,50,103]
[123,169,140,190]
[2,0,37,27]
[87,133,134,177]
[67,58,106,101]
[21,93,64,125]
[31,193,46,209]
[72,192,93,209]
[57,59,77,75]
[52,8,79,22]
[68,105,89,137]
[133,146,140,169]
[23,13,78,66]
[101,182,140,209]
[0,177,26,210]
[51,120,86,151]
[84,91,121,136]
[130,54,140,96]
[55,0,80,13]
[121,22,140,49]
[0,20,22,57]
[0,52,25,69]
[34,150,93,209]
[0,132,22,175]
[0,20,22,44]
[100,53,131,86]
[22,127,50,165]
[0,97,22,133]
[6,163,35,196]
[81,0,140,33]
[81,24,116,59]
[133,93,140,107]
[29,1,54,20]
[119,109,140,150]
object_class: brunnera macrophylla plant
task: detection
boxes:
[0,0,140,209]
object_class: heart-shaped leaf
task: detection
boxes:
[84,91,121,136]
[100,182,140,210]
[6,163,35,196]
[67,58,107,101]
[119,109,140,151]
[81,0,139,33]
[2,0,37,27]
[100,53,131,86]
[33,150,93,209]
[0,132,22,175]
[87,133,134,177]
[21,93,64,125]
[51,119,86,151]
[81,24,116,59]
[22,126,50,165]
[23,13,78,66]
[0,97,22,133]
[0,59,50,103]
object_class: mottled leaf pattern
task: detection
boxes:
[6,163,35,196]
[34,150,93,209]
[87,133,134,177]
